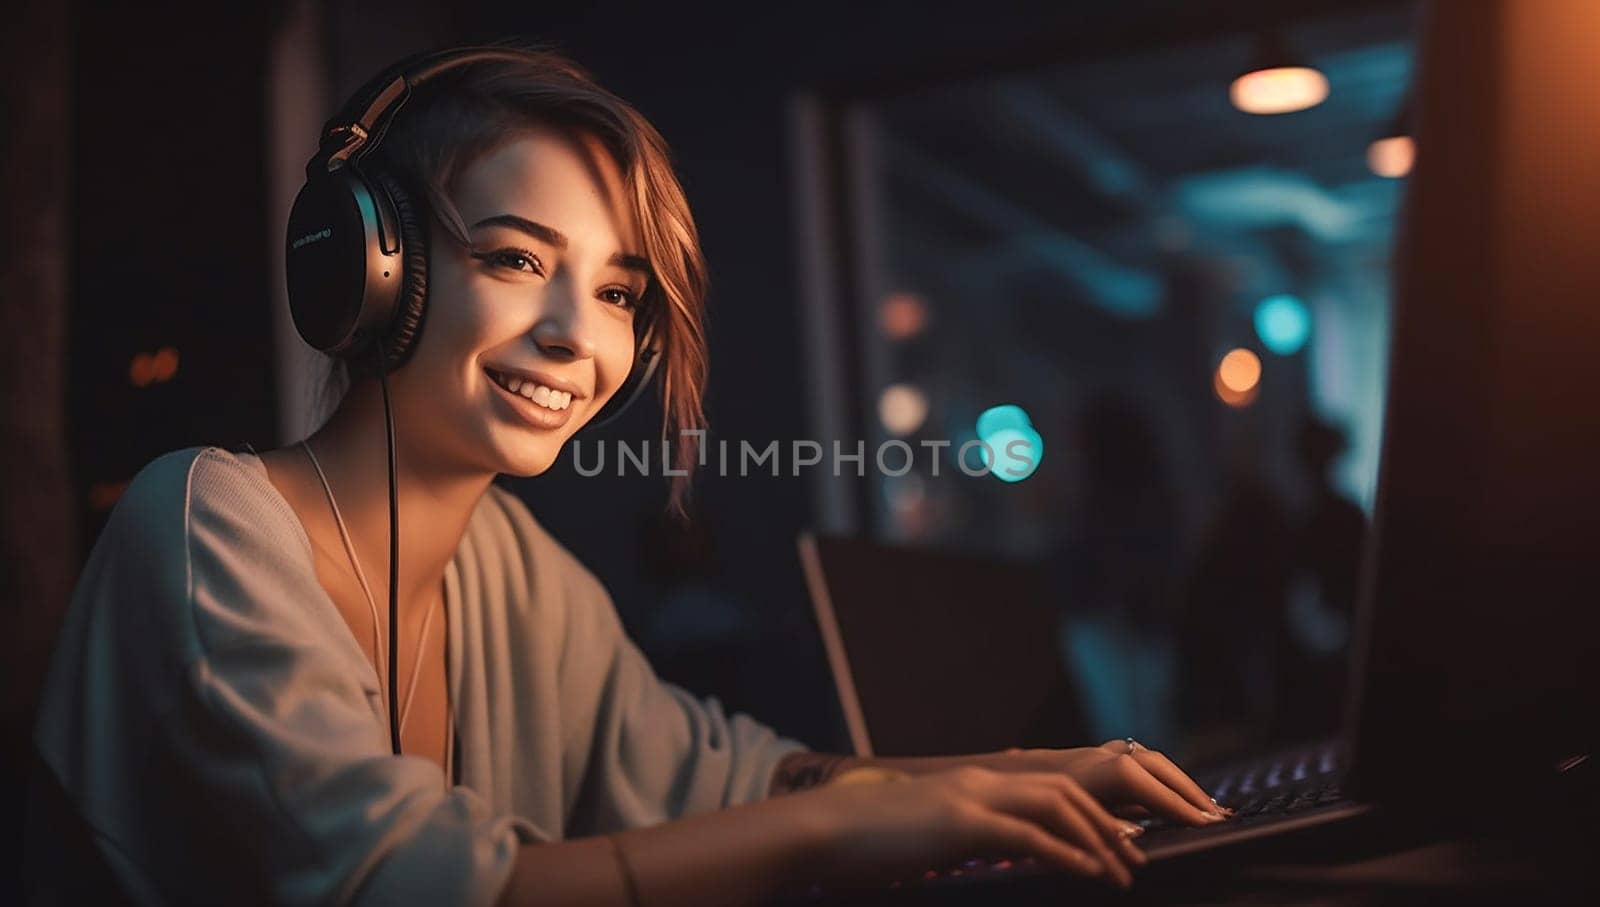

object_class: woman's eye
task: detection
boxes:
[600,288,639,309]
[477,248,543,274]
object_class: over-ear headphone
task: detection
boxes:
[283,47,665,760]
[285,46,664,431]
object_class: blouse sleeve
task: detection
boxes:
[34,449,537,906]
[551,550,811,837]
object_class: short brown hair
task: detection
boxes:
[335,43,709,520]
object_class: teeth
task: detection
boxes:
[489,369,572,411]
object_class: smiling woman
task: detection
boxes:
[27,42,1221,907]
[310,52,710,506]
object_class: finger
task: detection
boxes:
[1110,755,1223,826]
[1133,748,1230,816]
[1052,776,1150,868]
[984,775,1133,889]
[970,808,1108,882]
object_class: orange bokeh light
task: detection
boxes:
[1367,135,1415,178]
[879,292,929,340]
[1217,348,1262,392]
[151,347,180,382]
[1214,369,1259,407]
[1229,66,1329,115]
[1215,348,1262,407]
[130,347,180,387]
[129,353,155,387]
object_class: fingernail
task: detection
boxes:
[1202,811,1226,822]
[1118,821,1145,838]
[1210,797,1235,816]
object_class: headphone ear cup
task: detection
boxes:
[368,170,429,371]
[585,304,664,430]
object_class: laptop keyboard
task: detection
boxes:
[1139,739,1348,838]
[780,741,1351,900]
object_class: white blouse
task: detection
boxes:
[29,445,808,905]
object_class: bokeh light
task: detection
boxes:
[1367,135,1415,178]
[979,427,1043,482]
[975,404,1043,482]
[1218,348,1262,392]
[1215,348,1263,407]
[1253,294,1312,355]
[879,291,929,340]
[130,347,181,387]
[1229,66,1329,115]
[878,383,929,436]
[151,347,180,382]
[129,353,154,387]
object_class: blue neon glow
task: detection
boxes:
[976,404,1030,439]
[1254,294,1312,355]
[976,404,1043,482]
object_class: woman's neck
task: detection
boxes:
[302,378,496,613]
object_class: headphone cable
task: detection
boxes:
[375,341,402,756]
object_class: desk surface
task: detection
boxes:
[793,822,1596,905]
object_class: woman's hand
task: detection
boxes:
[984,740,1230,825]
[801,765,1147,890]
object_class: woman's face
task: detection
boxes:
[395,126,649,477]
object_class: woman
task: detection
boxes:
[27,45,1227,906]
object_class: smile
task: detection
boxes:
[485,368,573,411]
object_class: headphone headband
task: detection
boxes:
[309,47,548,178]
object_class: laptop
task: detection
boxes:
[794,0,1598,890]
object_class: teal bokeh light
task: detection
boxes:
[976,404,1031,438]
[975,404,1043,482]
[1254,294,1312,355]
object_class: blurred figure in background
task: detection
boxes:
[1052,394,1183,750]
[1176,441,1294,762]
[1272,417,1366,742]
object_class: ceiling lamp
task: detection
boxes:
[1230,32,1328,115]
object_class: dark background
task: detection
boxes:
[2,0,1409,899]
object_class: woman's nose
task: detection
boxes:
[528,277,597,361]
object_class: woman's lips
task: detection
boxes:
[486,369,576,431]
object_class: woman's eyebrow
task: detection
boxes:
[471,213,652,276]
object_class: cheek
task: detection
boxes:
[415,275,516,377]
[596,319,642,399]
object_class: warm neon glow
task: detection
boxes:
[129,354,154,387]
[151,347,180,382]
[1214,369,1259,408]
[1254,294,1312,355]
[1367,135,1415,178]
[879,291,929,340]
[1229,66,1329,114]
[130,347,180,387]
[878,383,929,436]
[1217,348,1263,399]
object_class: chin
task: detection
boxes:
[498,442,564,478]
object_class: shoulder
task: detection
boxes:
[38,445,326,744]
[108,445,308,574]
[94,445,320,653]
[114,445,296,532]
